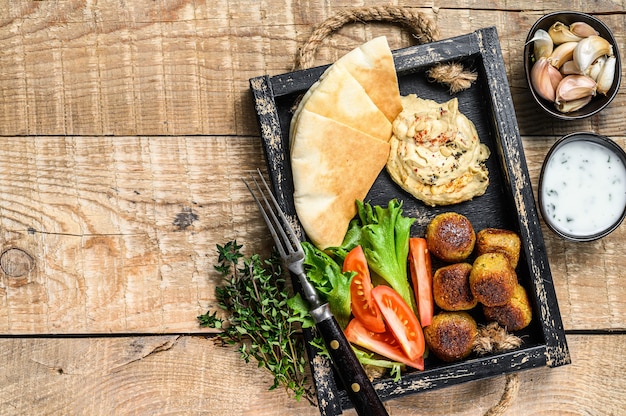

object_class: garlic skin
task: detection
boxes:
[574,35,613,73]
[548,42,578,69]
[531,57,557,102]
[569,21,599,38]
[555,96,593,113]
[549,21,583,44]
[596,55,617,95]
[555,74,597,105]
[548,64,564,90]
[528,29,554,59]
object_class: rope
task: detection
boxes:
[484,374,520,416]
[296,5,476,93]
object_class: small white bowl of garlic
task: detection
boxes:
[524,11,621,119]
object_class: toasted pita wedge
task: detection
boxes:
[292,110,390,249]
[335,36,402,122]
[291,63,392,145]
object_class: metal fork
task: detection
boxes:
[244,169,388,416]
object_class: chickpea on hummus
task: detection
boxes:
[386,94,490,206]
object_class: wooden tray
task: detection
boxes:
[250,27,570,415]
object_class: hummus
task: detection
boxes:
[386,95,490,206]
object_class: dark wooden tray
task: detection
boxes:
[250,26,570,415]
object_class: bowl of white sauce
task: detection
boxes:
[538,132,626,241]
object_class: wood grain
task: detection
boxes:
[0,1,625,414]
[0,136,272,334]
[1,2,624,137]
[0,334,623,415]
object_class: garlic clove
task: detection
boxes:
[531,57,557,102]
[527,29,554,59]
[596,55,617,95]
[560,60,582,76]
[569,22,599,38]
[587,55,607,81]
[548,42,578,69]
[549,21,583,44]
[555,95,593,113]
[574,35,613,73]
[555,74,597,105]
[548,63,564,90]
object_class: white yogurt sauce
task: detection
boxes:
[541,139,626,236]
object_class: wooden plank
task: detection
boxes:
[0,136,272,334]
[0,135,625,334]
[1,3,624,136]
[0,334,623,415]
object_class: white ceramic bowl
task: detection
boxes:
[538,132,626,241]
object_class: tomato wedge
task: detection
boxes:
[409,238,434,327]
[343,245,385,333]
[345,318,424,370]
[371,285,425,360]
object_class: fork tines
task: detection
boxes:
[242,169,301,258]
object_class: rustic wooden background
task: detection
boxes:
[0,1,624,415]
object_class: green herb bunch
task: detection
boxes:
[198,241,316,405]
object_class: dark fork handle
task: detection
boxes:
[311,305,389,416]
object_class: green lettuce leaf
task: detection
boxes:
[331,199,416,311]
[301,242,353,328]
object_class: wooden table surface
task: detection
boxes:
[0,1,624,415]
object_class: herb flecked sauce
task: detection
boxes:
[541,139,626,236]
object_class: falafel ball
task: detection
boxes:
[433,262,477,311]
[483,283,533,331]
[426,212,476,263]
[424,311,478,362]
[476,228,521,269]
[470,252,517,307]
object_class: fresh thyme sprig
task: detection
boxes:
[198,241,316,405]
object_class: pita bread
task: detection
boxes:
[290,63,392,146]
[334,36,402,122]
[289,36,401,249]
[292,110,391,248]
[289,36,401,145]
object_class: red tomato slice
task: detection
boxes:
[343,245,385,333]
[345,318,424,370]
[372,285,425,360]
[409,238,434,327]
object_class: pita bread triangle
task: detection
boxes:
[334,36,402,122]
[289,36,402,249]
[290,63,392,147]
[291,110,391,248]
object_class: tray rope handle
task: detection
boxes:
[296,5,519,414]
[295,5,477,93]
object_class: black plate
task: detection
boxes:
[250,27,570,415]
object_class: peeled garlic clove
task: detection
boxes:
[587,55,607,81]
[596,55,617,95]
[555,74,597,104]
[549,21,583,44]
[531,57,556,102]
[556,96,593,113]
[560,60,581,75]
[548,42,578,69]
[527,29,554,59]
[574,35,613,73]
[569,22,599,38]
